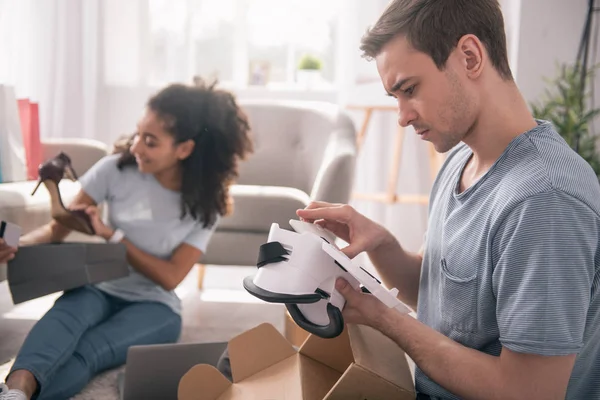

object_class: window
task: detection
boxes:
[148,0,342,88]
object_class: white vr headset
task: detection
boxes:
[243,220,410,339]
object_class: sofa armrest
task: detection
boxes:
[41,138,110,176]
[310,130,357,204]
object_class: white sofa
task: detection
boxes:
[0,138,109,282]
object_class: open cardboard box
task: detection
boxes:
[178,322,415,400]
[285,310,310,348]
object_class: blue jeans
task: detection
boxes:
[8,285,182,400]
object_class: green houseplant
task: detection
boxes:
[296,54,323,89]
[297,54,323,71]
[531,63,600,178]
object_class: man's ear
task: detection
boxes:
[456,34,485,80]
[177,139,195,160]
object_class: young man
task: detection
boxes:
[298,1,600,399]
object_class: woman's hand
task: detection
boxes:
[71,204,113,240]
[0,238,18,263]
[296,201,396,259]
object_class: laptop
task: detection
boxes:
[119,341,228,400]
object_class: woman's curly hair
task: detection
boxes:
[113,78,253,228]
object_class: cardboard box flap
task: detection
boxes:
[229,323,296,383]
[324,364,415,400]
[298,325,353,374]
[228,355,303,399]
[178,345,303,400]
[347,324,415,392]
[299,356,344,400]
[179,364,232,400]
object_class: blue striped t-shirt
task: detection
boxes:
[416,121,600,399]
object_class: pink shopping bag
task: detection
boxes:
[18,99,42,180]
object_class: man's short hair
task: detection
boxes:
[360,0,513,81]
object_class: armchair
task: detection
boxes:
[198,100,357,287]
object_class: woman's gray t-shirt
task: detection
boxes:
[78,154,217,314]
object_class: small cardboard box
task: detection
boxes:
[178,322,415,400]
[7,242,129,304]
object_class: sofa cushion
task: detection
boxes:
[219,185,311,232]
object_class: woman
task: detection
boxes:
[0,80,253,400]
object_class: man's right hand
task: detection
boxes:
[296,201,397,259]
[0,238,17,263]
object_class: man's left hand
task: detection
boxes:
[335,277,391,331]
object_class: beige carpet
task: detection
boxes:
[0,266,285,400]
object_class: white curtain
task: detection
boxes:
[0,0,102,141]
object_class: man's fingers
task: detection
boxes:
[297,204,352,224]
[296,201,333,223]
[340,244,360,259]
[335,277,360,300]
[305,201,335,210]
[315,219,340,232]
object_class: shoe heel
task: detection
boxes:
[31,179,42,196]
[64,165,79,181]
[33,152,71,197]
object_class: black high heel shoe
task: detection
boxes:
[31,152,96,235]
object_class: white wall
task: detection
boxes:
[499,0,522,76]
[510,0,590,104]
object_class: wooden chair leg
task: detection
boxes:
[197,264,206,290]
[386,125,405,203]
[356,107,373,150]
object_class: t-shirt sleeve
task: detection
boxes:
[492,190,597,356]
[78,155,120,204]
[183,214,220,253]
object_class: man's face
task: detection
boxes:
[375,35,478,153]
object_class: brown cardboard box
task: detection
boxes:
[178,322,415,400]
[285,310,310,348]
